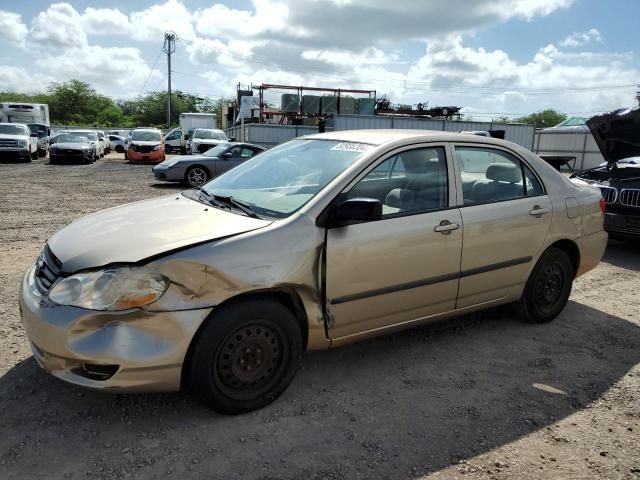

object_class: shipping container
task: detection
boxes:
[339,96,356,115]
[281,94,300,113]
[356,98,375,116]
[301,95,320,114]
[321,95,338,114]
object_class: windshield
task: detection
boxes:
[27,124,47,137]
[0,124,28,135]
[52,134,88,144]
[73,131,97,141]
[203,144,231,157]
[194,129,227,140]
[132,130,161,142]
[201,139,372,218]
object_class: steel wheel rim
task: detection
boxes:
[214,322,287,401]
[535,263,564,311]
[188,168,207,186]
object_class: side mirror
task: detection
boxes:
[223,152,233,158]
[332,198,382,224]
[230,137,236,142]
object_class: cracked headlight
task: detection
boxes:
[49,267,169,311]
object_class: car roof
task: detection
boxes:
[1,122,28,127]
[226,142,264,149]
[194,128,224,132]
[132,128,161,132]
[301,129,512,147]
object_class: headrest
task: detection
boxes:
[401,150,430,173]
[486,163,521,183]
[385,188,414,209]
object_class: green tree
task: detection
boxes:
[514,109,567,128]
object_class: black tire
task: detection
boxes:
[186,298,303,414]
[124,151,128,160]
[115,145,124,153]
[515,247,573,323]
[30,149,37,160]
[185,165,210,188]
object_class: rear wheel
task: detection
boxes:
[187,298,303,414]
[515,247,573,323]
[115,145,124,153]
[185,166,210,188]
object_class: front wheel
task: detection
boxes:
[186,299,303,414]
[515,247,573,323]
[185,166,210,188]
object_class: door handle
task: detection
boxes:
[529,205,549,216]
[434,220,460,234]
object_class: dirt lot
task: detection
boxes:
[0,152,639,480]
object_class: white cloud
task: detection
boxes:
[81,7,132,36]
[30,3,87,48]
[301,48,398,67]
[0,65,55,92]
[194,0,306,40]
[128,0,196,41]
[559,28,602,48]
[0,10,28,47]
[39,45,163,98]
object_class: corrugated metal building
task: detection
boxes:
[226,115,536,150]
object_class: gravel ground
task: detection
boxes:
[1,153,639,480]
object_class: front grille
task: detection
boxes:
[619,189,640,208]
[0,139,18,148]
[134,145,155,153]
[34,245,63,294]
[599,186,618,204]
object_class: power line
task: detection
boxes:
[138,49,163,98]
[174,37,636,96]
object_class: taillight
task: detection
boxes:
[599,197,606,214]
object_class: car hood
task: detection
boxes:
[48,194,272,273]
[586,107,640,166]
[0,134,29,141]
[193,139,227,145]
[52,142,92,150]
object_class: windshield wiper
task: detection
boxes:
[212,194,261,218]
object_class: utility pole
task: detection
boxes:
[636,84,640,108]
[163,31,176,128]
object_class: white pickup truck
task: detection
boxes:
[0,123,38,162]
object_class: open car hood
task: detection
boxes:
[586,107,640,167]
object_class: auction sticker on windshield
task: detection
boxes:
[330,142,372,153]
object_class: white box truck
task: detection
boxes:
[179,113,216,154]
[0,103,51,157]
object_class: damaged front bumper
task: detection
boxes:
[19,264,212,392]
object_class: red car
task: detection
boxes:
[126,128,165,163]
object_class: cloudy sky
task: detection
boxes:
[1,0,639,119]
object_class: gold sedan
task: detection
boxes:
[19,130,607,414]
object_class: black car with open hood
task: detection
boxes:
[571,107,640,239]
